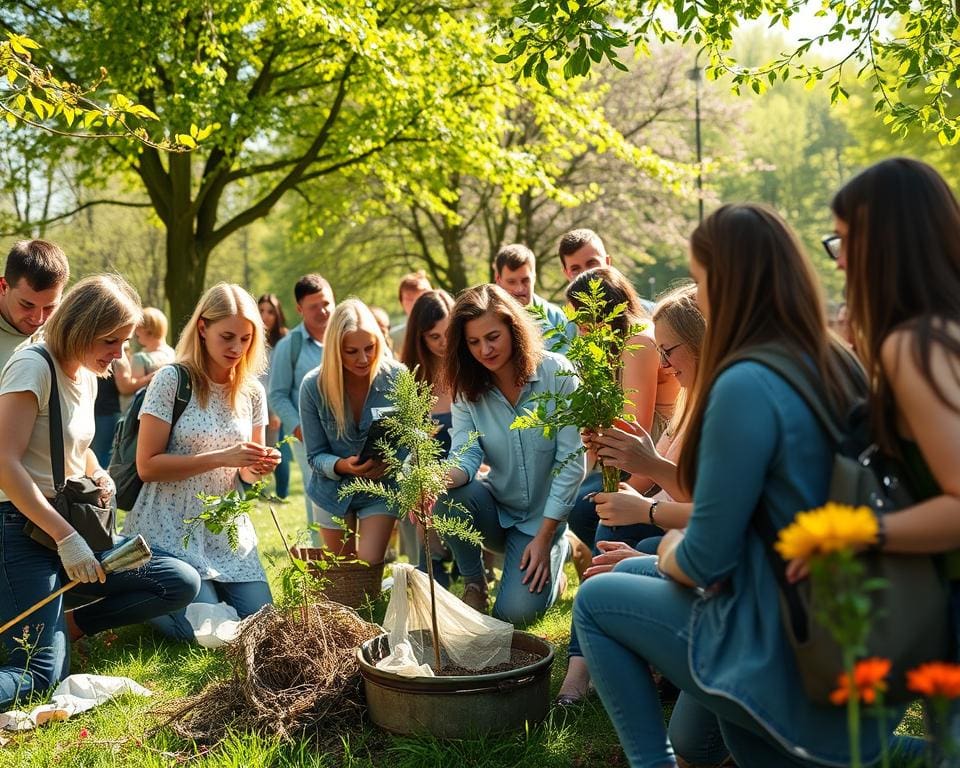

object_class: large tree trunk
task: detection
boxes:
[165,224,209,339]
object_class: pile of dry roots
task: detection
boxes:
[159,601,382,745]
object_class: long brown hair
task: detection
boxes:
[401,289,454,387]
[566,266,648,338]
[678,204,851,491]
[257,293,288,348]
[444,284,542,403]
[831,158,960,456]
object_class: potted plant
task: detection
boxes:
[513,276,646,493]
[340,369,556,736]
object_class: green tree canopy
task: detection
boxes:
[497,0,960,141]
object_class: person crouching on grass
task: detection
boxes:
[436,284,585,622]
[299,299,407,566]
[0,275,200,706]
[124,283,279,641]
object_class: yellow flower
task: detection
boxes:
[775,503,878,561]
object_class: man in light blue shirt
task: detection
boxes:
[268,274,334,539]
[493,244,573,354]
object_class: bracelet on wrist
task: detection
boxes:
[648,499,660,528]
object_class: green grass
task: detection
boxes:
[0,469,931,766]
[0,473,626,767]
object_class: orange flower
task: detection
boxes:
[907,662,960,699]
[830,657,891,705]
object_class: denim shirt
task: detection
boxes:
[449,351,586,536]
[299,357,406,517]
[675,362,901,766]
[267,323,324,434]
[530,293,574,356]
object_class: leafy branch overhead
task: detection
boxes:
[0,33,210,149]
[497,0,960,142]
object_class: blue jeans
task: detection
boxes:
[439,480,568,625]
[0,504,200,709]
[274,429,291,498]
[567,522,662,658]
[575,556,923,768]
[91,412,120,468]
[149,579,273,642]
[567,472,602,549]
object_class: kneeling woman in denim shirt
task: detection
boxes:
[574,205,896,767]
[438,284,585,624]
[300,299,406,565]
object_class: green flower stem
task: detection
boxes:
[844,648,862,768]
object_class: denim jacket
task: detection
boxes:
[449,351,586,536]
[268,323,324,434]
[299,357,406,517]
[675,362,903,766]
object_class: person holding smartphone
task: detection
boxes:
[299,299,406,564]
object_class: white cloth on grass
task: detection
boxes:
[0,674,151,731]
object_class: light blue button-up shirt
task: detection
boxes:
[449,351,586,536]
[267,323,324,434]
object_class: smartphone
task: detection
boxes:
[358,407,397,462]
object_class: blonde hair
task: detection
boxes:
[139,306,168,341]
[175,283,266,409]
[45,275,142,373]
[319,298,385,437]
[652,283,705,435]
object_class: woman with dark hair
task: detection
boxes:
[574,204,885,767]
[258,293,291,499]
[437,284,585,622]
[401,290,455,453]
[400,290,456,585]
[825,157,960,752]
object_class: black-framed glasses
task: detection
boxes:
[658,342,682,367]
[822,234,841,261]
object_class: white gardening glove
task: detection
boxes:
[57,532,105,583]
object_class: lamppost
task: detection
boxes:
[689,50,704,223]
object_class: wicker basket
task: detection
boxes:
[292,547,385,610]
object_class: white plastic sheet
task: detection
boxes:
[0,674,152,731]
[377,564,513,677]
[185,601,242,648]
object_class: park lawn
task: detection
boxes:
[0,469,929,767]
[0,475,625,768]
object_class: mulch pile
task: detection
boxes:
[157,601,382,745]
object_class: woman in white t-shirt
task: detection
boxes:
[0,275,200,709]
[124,283,280,641]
